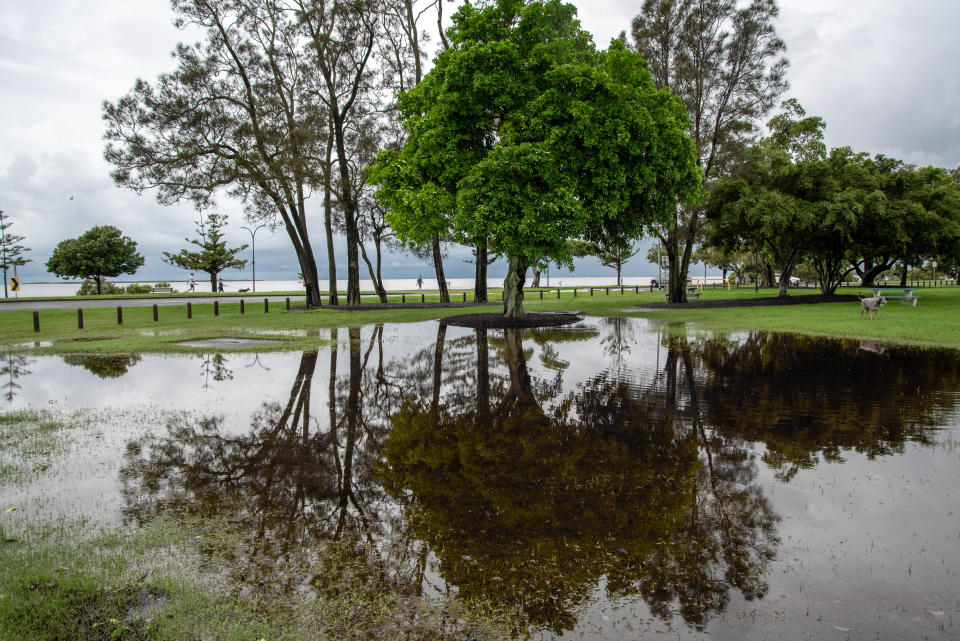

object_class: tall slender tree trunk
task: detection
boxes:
[432,232,449,303]
[359,242,387,302]
[502,255,527,318]
[474,241,488,302]
[323,132,338,305]
[900,263,909,287]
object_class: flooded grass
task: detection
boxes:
[0,511,517,641]
[2,319,960,639]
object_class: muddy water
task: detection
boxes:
[3,318,960,640]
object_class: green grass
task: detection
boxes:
[0,411,71,485]
[0,513,517,641]
[2,284,960,353]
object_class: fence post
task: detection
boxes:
[77,309,83,330]
[153,304,159,322]
[540,290,543,300]
[187,302,192,319]
[264,298,269,313]
[462,292,466,302]
[402,294,406,303]
[605,287,610,295]
[573,288,577,298]
[213,301,218,316]
[421,293,425,303]
[286,297,290,310]
[117,306,123,325]
[33,311,39,333]
[240,299,245,314]
[589,288,593,296]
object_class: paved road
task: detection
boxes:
[0,294,307,312]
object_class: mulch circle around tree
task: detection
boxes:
[442,312,584,329]
[635,293,861,309]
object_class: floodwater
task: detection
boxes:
[3,318,960,640]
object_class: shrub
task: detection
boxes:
[124,283,152,295]
[76,278,124,296]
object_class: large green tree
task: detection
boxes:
[46,226,145,294]
[372,0,700,317]
[631,0,788,303]
[0,209,31,298]
[162,213,248,292]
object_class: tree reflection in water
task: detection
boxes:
[378,324,778,633]
[118,320,957,636]
[62,353,141,379]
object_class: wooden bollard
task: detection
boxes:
[421,293,425,303]
[402,294,406,303]
[213,301,219,316]
[286,297,290,310]
[605,287,610,295]
[573,288,577,297]
[33,311,39,333]
[240,299,245,314]
[77,309,83,329]
[556,289,560,299]
[540,290,543,300]
[153,304,159,322]
[620,286,624,294]
[187,302,192,319]
[117,306,123,325]
[589,288,593,296]
[462,292,466,302]
[264,298,269,313]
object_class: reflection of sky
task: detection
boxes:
[3,319,960,640]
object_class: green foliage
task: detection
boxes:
[76,278,125,296]
[124,283,152,295]
[162,213,247,292]
[46,226,144,295]
[0,210,31,298]
[372,0,700,315]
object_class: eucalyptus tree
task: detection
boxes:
[631,0,788,302]
[373,0,700,318]
[0,209,31,298]
[297,0,384,306]
[104,0,327,307]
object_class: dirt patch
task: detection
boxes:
[441,312,583,329]
[635,294,861,309]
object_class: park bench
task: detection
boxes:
[869,286,921,306]
[151,286,174,293]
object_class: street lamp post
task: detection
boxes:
[241,224,266,293]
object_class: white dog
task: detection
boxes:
[859,296,887,319]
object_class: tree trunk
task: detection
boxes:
[502,256,527,317]
[431,323,446,419]
[900,263,909,287]
[474,241,488,302]
[665,239,685,303]
[531,267,541,288]
[209,272,217,292]
[96,274,103,295]
[432,232,449,303]
[359,241,387,302]
[323,133,338,305]
[616,263,622,286]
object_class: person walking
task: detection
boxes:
[417,274,423,290]
[188,273,196,292]
[218,278,224,293]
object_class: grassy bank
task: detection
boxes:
[1,285,959,352]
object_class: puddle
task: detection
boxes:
[3,319,960,640]
[175,337,283,348]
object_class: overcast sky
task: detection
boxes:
[2,0,958,282]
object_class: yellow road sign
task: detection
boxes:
[9,277,19,291]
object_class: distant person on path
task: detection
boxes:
[218,278,224,292]
[188,273,196,292]
[417,274,423,290]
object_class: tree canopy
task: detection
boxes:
[371,0,700,317]
[45,225,144,295]
[162,213,248,292]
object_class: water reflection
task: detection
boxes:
[62,354,142,379]
[1,353,31,402]
[115,322,960,637]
